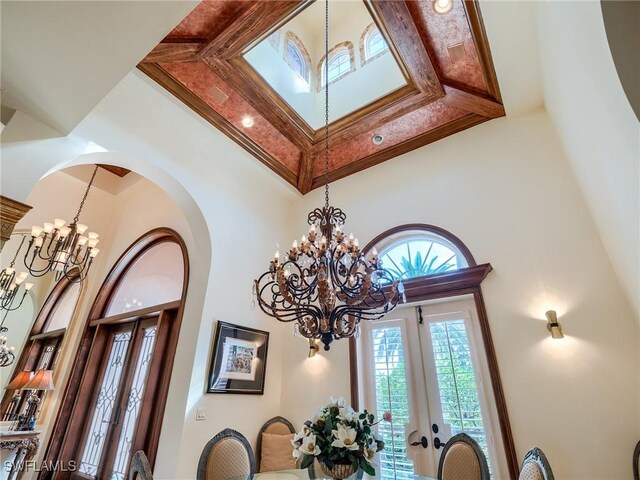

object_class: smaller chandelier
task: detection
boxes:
[0,236,33,313]
[0,335,16,368]
[25,165,101,284]
[254,206,405,351]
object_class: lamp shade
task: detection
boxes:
[5,370,34,390]
[24,370,55,391]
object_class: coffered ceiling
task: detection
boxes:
[139,0,504,194]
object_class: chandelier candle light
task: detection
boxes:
[253,0,404,350]
[25,165,101,284]
[0,236,33,313]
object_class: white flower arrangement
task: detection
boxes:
[292,397,390,476]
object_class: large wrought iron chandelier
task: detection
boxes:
[0,236,33,313]
[24,165,101,284]
[254,0,405,351]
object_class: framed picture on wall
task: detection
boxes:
[207,321,269,394]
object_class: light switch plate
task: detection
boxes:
[196,407,206,421]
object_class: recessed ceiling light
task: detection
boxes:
[372,134,384,145]
[241,116,254,128]
[433,0,453,14]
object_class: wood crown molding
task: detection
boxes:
[0,195,32,249]
[139,0,504,194]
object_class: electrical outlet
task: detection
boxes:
[196,407,206,421]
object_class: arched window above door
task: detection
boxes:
[44,282,80,332]
[105,241,184,316]
[368,225,474,281]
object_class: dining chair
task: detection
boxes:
[129,450,153,480]
[519,447,555,480]
[633,440,639,480]
[437,432,490,480]
[197,428,256,480]
[256,416,295,472]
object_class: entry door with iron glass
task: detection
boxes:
[360,296,508,479]
[75,317,159,480]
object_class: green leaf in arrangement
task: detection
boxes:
[360,458,376,476]
[300,455,314,469]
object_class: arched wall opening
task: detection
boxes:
[1,152,213,480]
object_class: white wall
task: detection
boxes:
[1,69,297,480]
[281,110,639,479]
[536,0,640,319]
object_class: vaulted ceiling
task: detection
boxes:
[139,0,504,194]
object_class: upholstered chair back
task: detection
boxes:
[437,433,489,480]
[256,416,295,472]
[129,450,153,480]
[633,441,639,480]
[197,428,256,480]
[519,447,555,480]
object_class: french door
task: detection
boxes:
[360,295,508,479]
[74,317,160,480]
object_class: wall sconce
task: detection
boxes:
[545,310,564,339]
[308,339,320,358]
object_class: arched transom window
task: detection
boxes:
[319,42,355,89]
[374,228,470,281]
[284,31,311,84]
[362,24,389,63]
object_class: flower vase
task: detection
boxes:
[319,462,357,480]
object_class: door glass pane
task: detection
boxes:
[372,327,414,479]
[105,242,183,316]
[79,330,133,478]
[429,320,490,467]
[110,326,158,480]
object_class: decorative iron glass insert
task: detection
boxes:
[110,327,157,480]
[79,330,133,477]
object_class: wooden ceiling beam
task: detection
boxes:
[98,165,131,177]
[297,152,315,195]
[207,56,313,151]
[373,0,444,97]
[141,42,203,64]
[198,1,301,60]
[442,84,505,119]
[463,0,503,103]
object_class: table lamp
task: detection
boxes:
[4,370,34,421]
[17,369,54,430]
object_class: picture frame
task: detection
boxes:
[207,321,269,394]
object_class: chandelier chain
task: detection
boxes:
[324,0,329,210]
[8,236,26,268]
[73,165,99,224]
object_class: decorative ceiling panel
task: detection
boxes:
[139,0,504,194]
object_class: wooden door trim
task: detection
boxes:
[350,224,519,480]
[74,323,139,480]
[88,301,180,327]
[40,228,189,480]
